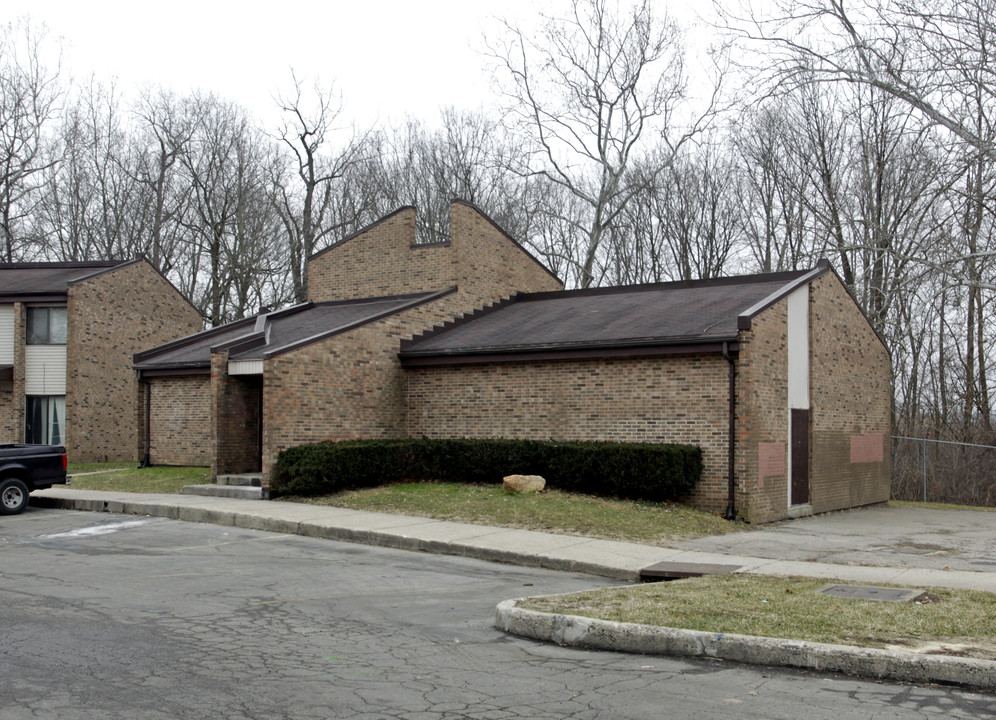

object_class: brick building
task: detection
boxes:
[0,259,203,461]
[136,200,891,523]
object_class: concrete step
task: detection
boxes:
[215,474,262,487]
[181,484,263,500]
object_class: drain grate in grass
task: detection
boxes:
[818,584,927,603]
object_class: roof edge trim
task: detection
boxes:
[737,260,830,331]
[400,340,740,368]
[133,315,259,363]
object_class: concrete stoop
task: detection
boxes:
[181,473,264,500]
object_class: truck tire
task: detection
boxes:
[0,477,29,515]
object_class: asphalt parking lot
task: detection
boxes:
[2,508,993,719]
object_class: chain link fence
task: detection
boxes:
[892,435,996,506]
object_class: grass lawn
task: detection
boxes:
[286,481,744,544]
[890,500,996,512]
[520,574,996,660]
[67,462,209,494]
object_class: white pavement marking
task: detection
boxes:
[41,517,164,539]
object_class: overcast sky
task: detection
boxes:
[19,0,721,132]
[21,0,545,129]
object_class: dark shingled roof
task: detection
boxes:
[400,267,824,362]
[135,290,453,373]
[0,261,127,299]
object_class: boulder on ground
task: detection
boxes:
[502,474,546,493]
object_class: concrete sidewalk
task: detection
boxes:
[28,488,996,691]
[31,487,996,592]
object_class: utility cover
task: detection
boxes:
[817,584,927,602]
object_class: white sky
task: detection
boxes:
[16,0,717,131]
[17,0,540,130]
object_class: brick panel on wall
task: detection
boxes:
[66,261,203,462]
[404,354,732,513]
[148,375,212,466]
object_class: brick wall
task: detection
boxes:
[212,350,262,476]
[260,295,477,481]
[0,303,25,442]
[306,201,561,306]
[146,375,212,466]
[735,271,892,523]
[307,208,456,302]
[404,353,732,513]
[449,200,562,308]
[808,272,891,512]
[735,300,790,524]
[66,261,203,462]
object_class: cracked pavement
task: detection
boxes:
[1,509,993,719]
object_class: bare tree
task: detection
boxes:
[724,0,996,156]
[0,18,62,261]
[488,0,720,287]
[131,87,199,274]
[271,72,371,302]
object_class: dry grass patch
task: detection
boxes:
[521,574,996,659]
[288,481,743,544]
[67,463,209,493]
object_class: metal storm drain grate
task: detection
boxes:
[639,561,742,582]
[817,584,927,602]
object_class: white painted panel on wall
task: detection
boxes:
[0,304,13,364]
[24,345,67,394]
[229,360,263,375]
[787,285,810,410]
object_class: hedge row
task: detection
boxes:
[272,438,701,502]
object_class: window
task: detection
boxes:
[25,395,66,445]
[26,306,67,345]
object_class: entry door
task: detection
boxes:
[791,409,810,505]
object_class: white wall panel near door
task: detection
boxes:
[24,345,67,394]
[0,304,13,364]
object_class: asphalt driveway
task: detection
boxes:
[3,508,992,719]
[675,504,996,574]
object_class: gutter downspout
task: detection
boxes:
[723,341,736,520]
[139,376,151,468]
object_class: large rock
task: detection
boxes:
[503,474,546,493]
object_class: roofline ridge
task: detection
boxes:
[450,198,561,285]
[307,206,415,262]
[0,260,124,269]
[400,293,519,350]
[514,268,814,303]
[262,286,458,359]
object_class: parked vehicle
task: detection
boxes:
[0,444,69,515]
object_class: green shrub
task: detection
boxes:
[272,438,701,502]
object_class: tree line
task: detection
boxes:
[3,1,996,454]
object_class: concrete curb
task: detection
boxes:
[495,599,996,692]
[31,494,641,581]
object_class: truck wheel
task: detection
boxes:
[0,478,29,515]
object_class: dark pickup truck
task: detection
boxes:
[0,444,69,515]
